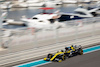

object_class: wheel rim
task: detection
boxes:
[62,55,65,60]
[80,50,83,55]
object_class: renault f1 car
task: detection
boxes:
[44,45,83,62]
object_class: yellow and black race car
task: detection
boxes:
[44,51,66,62]
[44,45,83,62]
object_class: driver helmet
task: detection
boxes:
[61,50,64,52]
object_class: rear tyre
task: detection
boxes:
[61,54,66,61]
[78,49,83,55]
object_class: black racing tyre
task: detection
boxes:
[47,54,53,59]
[61,54,66,60]
[64,53,70,58]
[78,49,83,55]
[72,52,77,56]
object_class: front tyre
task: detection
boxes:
[47,54,53,59]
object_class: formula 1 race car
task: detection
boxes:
[44,45,83,62]
[44,51,66,62]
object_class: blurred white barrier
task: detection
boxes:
[2,17,100,48]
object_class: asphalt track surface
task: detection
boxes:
[38,50,100,67]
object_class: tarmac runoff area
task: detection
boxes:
[13,45,100,67]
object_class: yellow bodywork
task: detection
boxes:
[58,60,62,62]
[50,52,65,61]
[70,46,75,51]
[44,58,47,60]
[66,50,71,53]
